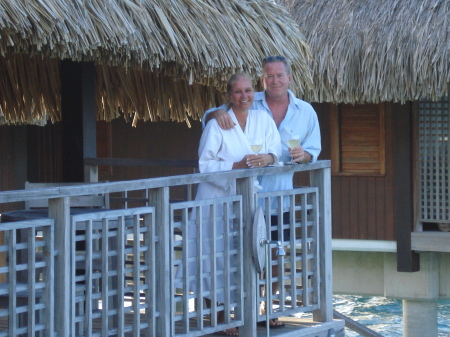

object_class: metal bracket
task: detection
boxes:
[253,206,266,274]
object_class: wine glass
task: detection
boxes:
[286,134,300,164]
[249,138,263,155]
[249,138,263,168]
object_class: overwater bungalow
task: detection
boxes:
[0,1,343,336]
[278,0,449,336]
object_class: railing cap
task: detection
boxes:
[0,160,330,204]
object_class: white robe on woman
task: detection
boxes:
[182,108,281,303]
[197,108,281,197]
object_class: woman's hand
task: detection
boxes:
[232,154,274,169]
[245,154,274,168]
[232,156,250,169]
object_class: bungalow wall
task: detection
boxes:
[0,126,16,213]
[99,118,202,182]
[0,125,27,212]
[0,122,66,213]
[0,127,16,196]
[314,102,413,241]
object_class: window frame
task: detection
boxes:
[330,103,386,176]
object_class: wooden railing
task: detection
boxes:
[0,160,332,336]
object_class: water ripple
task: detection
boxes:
[333,295,450,337]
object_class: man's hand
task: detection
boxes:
[205,109,236,130]
[289,145,311,163]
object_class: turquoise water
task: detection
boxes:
[332,295,450,337]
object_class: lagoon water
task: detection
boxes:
[331,295,450,337]
[295,295,449,336]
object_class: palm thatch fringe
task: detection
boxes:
[96,64,224,125]
[278,0,449,104]
[0,0,313,124]
[0,54,60,125]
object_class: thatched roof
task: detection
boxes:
[278,0,449,104]
[0,0,312,125]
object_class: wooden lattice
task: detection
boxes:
[418,97,450,224]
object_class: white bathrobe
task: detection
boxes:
[181,108,281,303]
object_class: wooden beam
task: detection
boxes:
[411,232,450,253]
[82,63,98,182]
[61,60,84,182]
[393,103,419,272]
[84,157,198,168]
[60,61,98,183]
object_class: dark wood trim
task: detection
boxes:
[330,104,340,173]
[411,102,421,232]
[84,157,198,168]
[61,60,84,182]
[393,102,419,272]
[60,61,98,182]
[378,104,386,175]
[331,172,386,177]
[26,126,40,183]
[383,103,395,240]
[82,63,97,160]
[13,127,27,189]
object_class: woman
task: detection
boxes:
[197,72,281,196]
[192,73,281,335]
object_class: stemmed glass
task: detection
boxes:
[286,134,300,164]
[249,138,263,168]
[249,138,263,155]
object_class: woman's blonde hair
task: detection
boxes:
[226,73,254,110]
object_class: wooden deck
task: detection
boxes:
[0,314,345,337]
[206,317,345,337]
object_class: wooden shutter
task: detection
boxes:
[331,104,385,175]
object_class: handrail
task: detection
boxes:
[0,160,331,203]
[333,310,384,337]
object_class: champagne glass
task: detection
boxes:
[249,138,263,168]
[287,134,300,164]
[249,138,263,155]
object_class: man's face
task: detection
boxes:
[261,61,292,99]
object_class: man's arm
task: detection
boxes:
[202,105,236,130]
[296,102,322,163]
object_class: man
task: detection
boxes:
[203,55,322,328]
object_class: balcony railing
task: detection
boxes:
[0,160,334,336]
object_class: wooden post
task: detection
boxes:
[311,166,333,322]
[48,196,71,336]
[41,219,55,337]
[84,164,99,184]
[395,103,419,272]
[82,62,98,183]
[61,61,98,183]
[61,60,84,182]
[148,187,171,336]
[236,177,257,336]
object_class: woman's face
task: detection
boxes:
[229,77,254,113]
